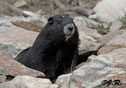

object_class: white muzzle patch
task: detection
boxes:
[63,23,75,41]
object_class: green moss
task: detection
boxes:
[41,5,58,15]
[30,0,41,4]
[119,15,126,28]
[42,7,52,14]
[8,7,14,13]
[88,23,105,29]
[53,5,58,10]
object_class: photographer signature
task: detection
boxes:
[101,80,121,87]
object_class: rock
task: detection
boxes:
[56,62,124,88]
[74,16,110,32]
[0,15,47,32]
[0,75,6,83]
[78,1,85,7]
[74,16,101,28]
[14,0,27,8]
[0,16,18,27]
[78,26,102,62]
[12,19,45,32]
[95,72,126,88]
[0,15,45,58]
[98,29,126,54]
[0,75,58,88]
[11,15,47,32]
[98,30,122,45]
[0,66,10,83]
[92,0,126,23]
[56,48,126,88]
[93,48,126,69]
[94,49,126,87]
[0,16,34,28]
[56,74,83,88]
[22,10,40,18]
[0,23,10,27]
[0,49,45,79]
[109,21,123,32]
[106,72,126,88]
[78,27,102,51]
[0,26,38,58]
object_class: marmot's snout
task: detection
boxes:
[68,25,73,32]
[64,23,75,41]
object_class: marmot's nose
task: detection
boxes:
[68,26,73,31]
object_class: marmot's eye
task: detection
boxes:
[48,17,53,25]
[57,20,61,24]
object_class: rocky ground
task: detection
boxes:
[0,0,126,88]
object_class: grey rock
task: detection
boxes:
[56,48,126,88]
[11,15,47,32]
[78,26,102,62]
[92,0,126,23]
[78,27,102,51]
[0,16,17,27]
[79,27,102,50]
[109,20,123,32]
[0,26,38,58]
[0,50,45,79]
[78,1,85,7]
[0,15,47,29]
[98,30,122,45]
[22,10,41,18]
[0,23,10,27]
[74,16,100,28]
[0,76,58,88]
[74,16,109,29]
[14,0,27,8]
[98,29,126,54]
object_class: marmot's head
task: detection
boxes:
[43,14,78,42]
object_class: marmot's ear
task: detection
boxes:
[48,17,53,25]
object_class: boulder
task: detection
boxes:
[98,29,126,54]
[109,21,123,32]
[11,13,47,32]
[92,0,126,23]
[14,0,27,8]
[0,15,47,32]
[78,26,102,62]
[0,75,6,83]
[0,76,58,88]
[78,26,102,51]
[12,19,45,32]
[0,50,45,82]
[0,26,38,58]
[0,16,18,27]
[74,16,108,29]
[56,48,126,88]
